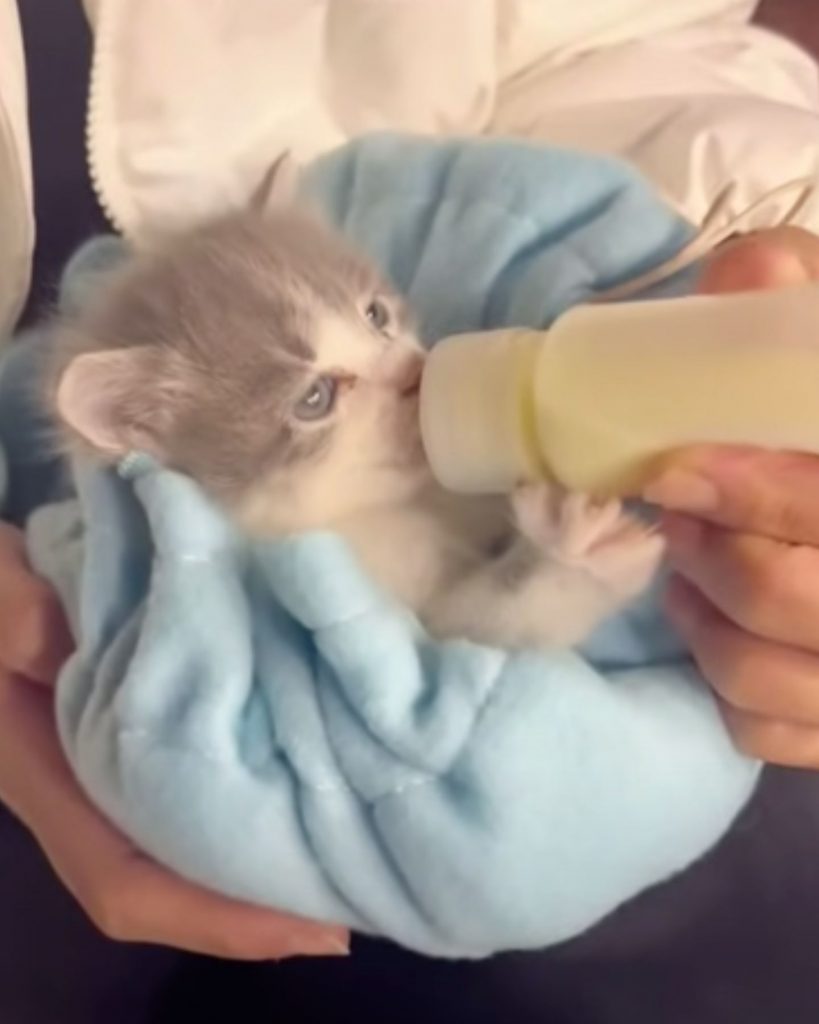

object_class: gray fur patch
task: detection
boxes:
[50,207,412,503]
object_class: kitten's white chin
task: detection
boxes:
[397,422,432,481]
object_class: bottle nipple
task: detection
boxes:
[419,328,543,493]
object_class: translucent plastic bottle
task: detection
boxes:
[419,285,819,498]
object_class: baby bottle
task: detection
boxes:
[419,286,819,498]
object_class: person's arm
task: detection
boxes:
[647,226,819,767]
[0,523,347,958]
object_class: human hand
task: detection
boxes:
[0,523,348,958]
[645,226,819,767]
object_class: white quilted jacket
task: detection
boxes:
[2,0,819,337]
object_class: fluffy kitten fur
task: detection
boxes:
[47,168,664,649]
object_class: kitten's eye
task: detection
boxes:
[365,298,391,333]
[293,376,338,421]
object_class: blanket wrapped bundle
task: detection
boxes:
[3,136,758,959]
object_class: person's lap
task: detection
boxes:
[7,2,819,1021]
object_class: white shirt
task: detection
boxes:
[2,0,819,338]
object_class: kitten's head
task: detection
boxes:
[51,181,428,533]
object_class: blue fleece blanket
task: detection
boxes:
[8,136,758,959]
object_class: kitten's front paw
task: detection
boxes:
[513,486,665,600]
[513,486,621,556]
[512,483,564,551]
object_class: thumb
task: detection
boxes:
[697,226,819,295]
[644,447,819,546]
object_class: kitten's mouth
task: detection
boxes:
[375,342,426,397]
[397,353,425,397]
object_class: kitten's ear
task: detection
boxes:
[248,150,300,213]
[56,347,169,458]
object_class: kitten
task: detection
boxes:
[46,164,664,649]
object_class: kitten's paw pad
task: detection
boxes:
[578,522,666,599]
[553,494,628,561]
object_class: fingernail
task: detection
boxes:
[644,470,720,513]
[322,934,350,956]
[289,931,349,958]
